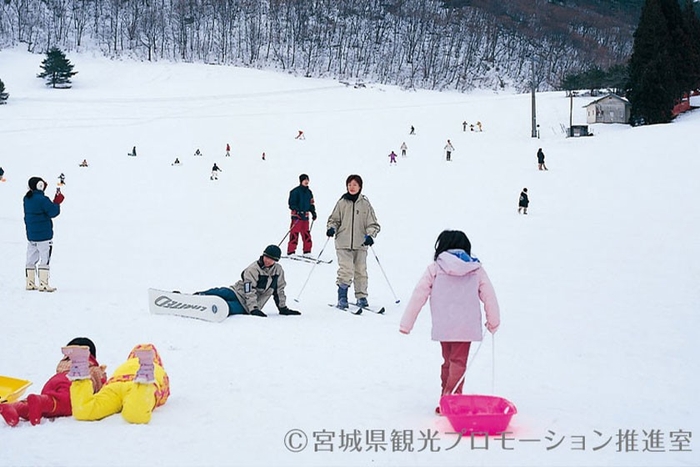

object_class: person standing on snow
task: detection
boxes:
[537,148,548,170]
[518,188,529,215]
[326,174,381,309]
[388,151,398,165]
[444,139,455,161]
[399,230,500,414]
[225,143,231,157]
[210,163,222,180]
[195,245,301,317]
[400,142,408,157]
[23,177,64,292]
[287,174,317,256]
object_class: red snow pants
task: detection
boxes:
[440,341,472,395]
[287,218,312,255]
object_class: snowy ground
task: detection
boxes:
[0,48,698,467]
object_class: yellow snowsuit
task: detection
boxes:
[70,344,169,424]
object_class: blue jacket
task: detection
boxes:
[288,185,316,220]
[24,190,60,242]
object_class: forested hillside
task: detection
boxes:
[0,0,647,90]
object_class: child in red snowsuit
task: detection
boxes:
[0,337,106,427]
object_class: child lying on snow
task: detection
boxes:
[65,343,170,424]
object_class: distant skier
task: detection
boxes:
[58,173,65,186]
[477,121,483,132]
[462,121,468,132]
[295,130,305,140]
[1,166,6,181]
[225,143,231,157]
[128,146,137,157]
[194,245,301,317]
[194,148,203,157]
[287,174,317,256]
[262,152,266,161]
[409,125,416,135]
[537,148,548,170]
[172,158,181,166]
[210,163,222,180]
[23,177,64,292]
[388,151,398,165]
[400,142,408,157]
[518,188,529,215]
[444,139,455,161]
[79,159,88,167]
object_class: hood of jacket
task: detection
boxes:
[435,250,481,276]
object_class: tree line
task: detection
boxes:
[0,0,636,92]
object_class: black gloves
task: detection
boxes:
[250,309,267,317]
[311,211,317,221]
[363,235,374,246]
[326,227,336,237]
[279,307,301,316]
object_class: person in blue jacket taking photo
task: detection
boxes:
[23,176,64,292]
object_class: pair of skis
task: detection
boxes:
[328,303,385,315]
[282,254,333,265]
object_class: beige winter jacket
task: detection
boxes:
[327,194,381,250]
[231,259,287,313]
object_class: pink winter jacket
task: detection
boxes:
[400,251,500,342]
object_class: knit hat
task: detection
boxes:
[28,177,46,192]
[66,337,97,358]
[346,174,363,190]
[263,245,281,261]
[299,173,309,183]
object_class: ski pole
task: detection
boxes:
[293,237,331,303]
[369,246,400,304]
[278,218,300,247]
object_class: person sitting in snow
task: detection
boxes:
[0,337,106,427]
[194,245,301,317]
[79,159,88,167]
[210,163,222,180]
[295,130,305,140]
[194,148,203,156]
[65,343,169,425]
[128,146,137,157]
[172,158,181,166]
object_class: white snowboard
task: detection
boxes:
[148,289,228,323]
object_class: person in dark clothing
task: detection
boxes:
[287,174,317,256]
[537,148,548,171]
[518,188,529,215]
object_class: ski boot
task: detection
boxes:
[337,284,349,309]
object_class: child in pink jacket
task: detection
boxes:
[400,230,500,413]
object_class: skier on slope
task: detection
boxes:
[388,151,398,165]
[326,174,381,310]
[287,174,317,256]
[518,188,529,215]
[23,177,64,292]
[0,337,106,427]
[444,139,455,161]
[210,163,222,180]
[400,142,408,157]
[195,245,301,317]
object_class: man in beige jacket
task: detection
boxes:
[326,174,381,309]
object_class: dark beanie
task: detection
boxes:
[346,174,363,190]
[66,337,97,358]
[28,177,46,191]
[299,173,309,183]
[263,244,281,261]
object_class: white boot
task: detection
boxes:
[38,269,56,292]
[26,268,38,291]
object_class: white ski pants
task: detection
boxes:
[336,248,368,299]
[26,240,53,270]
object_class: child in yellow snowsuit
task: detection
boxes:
[67,343,169,424]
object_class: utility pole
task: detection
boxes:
[531,57,538,138]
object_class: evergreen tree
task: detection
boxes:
[37,48,78,88]
[627,0,688,124]
[681,0,700,93]
[0,78,8,104]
